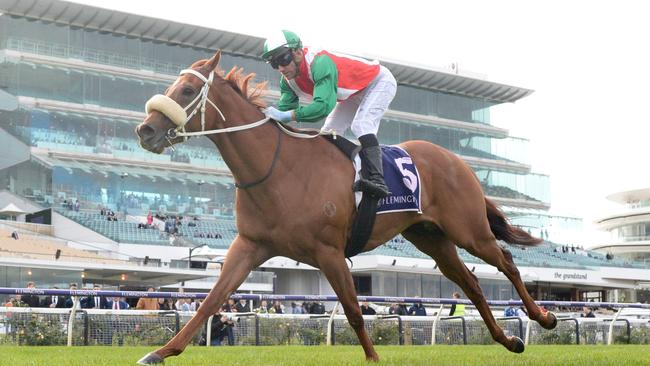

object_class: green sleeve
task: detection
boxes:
[277,77,299,111]
[294,54,338,123]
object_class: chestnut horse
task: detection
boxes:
[135,51,556,364]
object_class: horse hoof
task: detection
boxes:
[541,311,558,330]
[365,354,380,362]
[137,352,164,365]
[508,336,525,353]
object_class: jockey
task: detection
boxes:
[262,30,397,199]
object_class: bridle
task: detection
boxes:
[143,66,334,188]
[144,68,270,143]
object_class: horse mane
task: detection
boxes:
[190,60,268,110]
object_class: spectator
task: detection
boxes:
[189,299,200,311]
[449,292,465,316]
[388,303,408,315]
[136,287,160,310]
[64,282,81,308]
[42,286,66,308]
[179,299,191,312]
[504,303,518,317]
[235,299,250,313]
[360,301,376,315]
[22,281,41,308]
[107,296,129,310]
[581,306,595,318]
[158,298,173,310]
[301,301,311,314]
[83,285,108,309]
[222,299,238,313]
[255,300,270,313]
[11,230,19,240]
[4,297,18,307]
[408,302,426,316]
[291,302,305,314]
[174,288,185,310]
[272,301,285,314]
[310,301,325,314]
[208,314,235,346]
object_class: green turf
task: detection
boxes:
[2,345,649,366]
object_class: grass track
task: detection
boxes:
[2,345,649,366]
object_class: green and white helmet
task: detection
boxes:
[261,30,302,61]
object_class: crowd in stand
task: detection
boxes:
[61,199,81,212]
[99,207,118,221]
[552,244,615,260]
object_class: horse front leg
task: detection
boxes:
[317,250,379,362]
[137,236,269,365]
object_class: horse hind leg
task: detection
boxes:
[501,246,557,328]
[458,234,557,330]
[437,197,557,331]
[402,223,525,353]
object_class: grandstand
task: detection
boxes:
[368,236,643,270]
[593,188,650,263]
[0,0,649,306]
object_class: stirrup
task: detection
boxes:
[353,179,390,198]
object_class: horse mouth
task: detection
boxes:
[137,138,166,154]
[135,121,170,154]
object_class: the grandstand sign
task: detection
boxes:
[535,269,603,285]
[554,272,589,281]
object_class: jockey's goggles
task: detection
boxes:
[269,48,294,69]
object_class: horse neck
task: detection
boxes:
[204,86,279,188]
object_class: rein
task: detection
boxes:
[235,126,283,189]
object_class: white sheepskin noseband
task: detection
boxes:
[145,94,187,127]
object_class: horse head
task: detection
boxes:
[136,51,237,153]
[135,51,221,154]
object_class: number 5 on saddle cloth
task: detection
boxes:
[324,136,422,258]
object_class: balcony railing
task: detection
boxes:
[6,37,184,75]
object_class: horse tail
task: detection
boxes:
[485,198,542,246]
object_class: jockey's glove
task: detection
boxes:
[264,106,293,123]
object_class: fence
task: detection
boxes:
[2,308,649,347]
[1,288,649,347]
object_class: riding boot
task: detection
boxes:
[353,145,391,198]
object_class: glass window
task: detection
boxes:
[372,272,397,297]
[391,84,497,124]
[397,273,421,297]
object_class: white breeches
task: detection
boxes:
[320,65,397,138]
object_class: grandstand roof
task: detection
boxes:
[606,188,650,204]
[0,0,534,104]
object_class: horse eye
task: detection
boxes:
[182,87,195,96]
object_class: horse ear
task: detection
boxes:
[206,50,221,71]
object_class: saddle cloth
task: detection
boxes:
[354,145,422,214]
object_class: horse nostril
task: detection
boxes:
[138,124,156,139]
